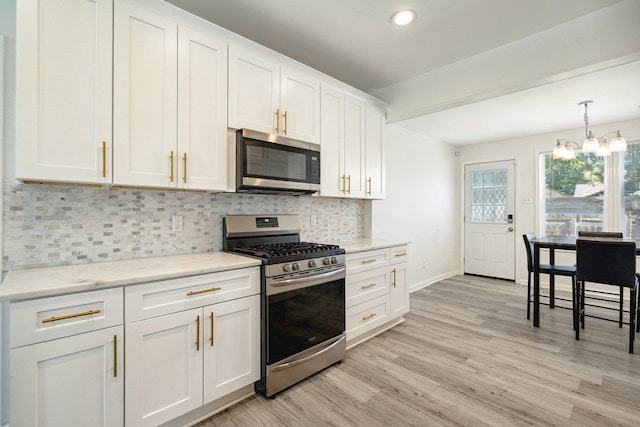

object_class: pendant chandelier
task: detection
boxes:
[552,100,626,160]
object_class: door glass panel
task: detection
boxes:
[470,169,508,223]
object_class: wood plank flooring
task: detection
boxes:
[195,275,640,426]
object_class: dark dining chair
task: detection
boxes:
[523,233,577,322]
[575,238,638,353]
[577,231,624,327]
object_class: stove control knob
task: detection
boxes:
[323,257,331,265]
[308,260,317,268]
[292,262,301,271]
[283,264,292,272]
[331,256,337,264]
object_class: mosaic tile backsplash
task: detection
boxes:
[3,184,365,271]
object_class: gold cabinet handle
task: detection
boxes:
[102,141,107,178]
[42,309,101,323]
[186,286,222,296]
[209,312,215,347]
[346,175,351,194]
[362,312,377,320]
[275,108,280,133]
[361,283,376,289]
[283,110,288,135]
[182,153,187,184]
[392,268,397,288]
[196,315,200,351]
[169,151,175,182]
[340,175,346,193]
[394,251,407,258]
[361,259,376,264]
[367,177,372,195]
[113,335,118,378]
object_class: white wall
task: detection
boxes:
[457,118,640,286]
[371,124,460,291]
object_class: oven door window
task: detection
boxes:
[267,279,345,364]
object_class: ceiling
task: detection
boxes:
[167,0,640,145]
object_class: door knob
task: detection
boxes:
[508,227,514,232]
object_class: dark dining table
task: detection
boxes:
[531,235,640,327]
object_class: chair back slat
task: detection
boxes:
[578,231,623,238]
[576,239,636,287]
[522,233,536,273]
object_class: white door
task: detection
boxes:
[464,160,516,280]
[203,295,260,403]
[11,326,124,427]
[113,0,177,187]
[228,47,280,134]
[280,68,320,143]
[125,309,202,427]
[177,26,228,191]
[15,0,113,184]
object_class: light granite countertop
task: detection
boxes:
[0,252,261,302]
[336,238,410,254]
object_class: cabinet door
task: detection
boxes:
[113,0,178,187]
[390,263,409,318]
[177,27,228,191]
[320,86,345,197]
[203,295,260,403]
[15,0,113,184]
[343,96,366,198]
[125,309,202,427]
[365,104,385,199]
[11,326,123,427]
[228,46,280,134]
[280,68,320,143]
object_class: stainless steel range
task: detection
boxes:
[223,214,346,397]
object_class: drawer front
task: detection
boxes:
[346,267,389,308]
[390,245,409,265]
[346,294,390,341]
[125,267,260,322]
[11,287,123,348]
[346,249,389,275]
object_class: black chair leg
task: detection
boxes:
[619,285,623,328]
[581,281,586,329]
[574,280,580,340]
[527,272,531,320]
[629,286,636,354]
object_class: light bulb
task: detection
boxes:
[391,10,417,26]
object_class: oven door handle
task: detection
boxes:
[269,267,346,288]
[271,335,346,372]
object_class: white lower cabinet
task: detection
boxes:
[9,288,124,427]
[124,269,261,426]
[11,326,124,427]
[345,245,409,346]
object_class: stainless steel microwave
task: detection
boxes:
[235,129,321,196]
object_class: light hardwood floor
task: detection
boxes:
[195,275,640,426]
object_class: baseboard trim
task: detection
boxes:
[409,270,460,293]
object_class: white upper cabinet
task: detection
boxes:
[113,1,227,191]
[365,104,386,199]
[228,46,320,144]
[177,27,228,191]
[113,1,178,188]
[16,0,113,184]
[320,85,370,199]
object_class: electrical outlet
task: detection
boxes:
[172,215,183,232]
[310,214,317,226]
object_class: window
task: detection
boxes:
[623,143,640,237]
[541,152,606,236]
[540,140,639,236]
[470,169,508,223]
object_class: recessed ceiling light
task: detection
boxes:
[391,10,417,26]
